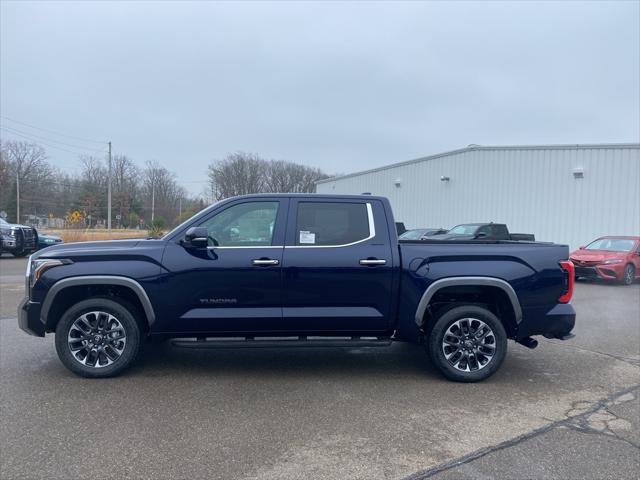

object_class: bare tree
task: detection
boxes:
[207,152,327,200]
[142,160,184,225]
[2,140,49,180]
[0,147,10,213]
[207,152,267,200]
[76,155,109,225]
[111,155,139,227]
[266,160,328,193]
[0,141,52,221]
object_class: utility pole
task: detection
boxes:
[15,169,20,223]
[107,141,112,233]
[178,197,182,218]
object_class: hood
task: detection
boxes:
[569,248,628,263]
[38,233,62,241]
[1,222,33,230]
[34,239,146,259]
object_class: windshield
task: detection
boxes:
[585,238,635,252]
[399,229,428,240]
[448,224,479,235]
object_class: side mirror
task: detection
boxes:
[184,227,209,249]
[579,246,585,250]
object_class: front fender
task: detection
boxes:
[41,276,156,326]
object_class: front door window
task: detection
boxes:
[197,201,279,247]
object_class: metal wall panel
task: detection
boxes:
[316,145,640,249]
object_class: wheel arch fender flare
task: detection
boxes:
[414,276,523,326]
[41,276,156,326]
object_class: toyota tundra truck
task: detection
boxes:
[18,194,576,382]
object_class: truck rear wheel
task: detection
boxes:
[54,297,141,378]
[427,305,507,382]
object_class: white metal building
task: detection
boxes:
[316,144,640,249]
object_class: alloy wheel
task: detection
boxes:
[67,311,127,368]
[624,266,634,285]
[441,317,496,372]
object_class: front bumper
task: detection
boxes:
[517,303,576,340]
[1,234,36,252]
[575,264,623,281]
[1,236,17,249]
[18,297,45,337]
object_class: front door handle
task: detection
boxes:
[252,259,279,266]
[359,259,387,266]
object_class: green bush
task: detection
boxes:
[147,217,165,238]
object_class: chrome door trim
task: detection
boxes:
[207,245,284,250]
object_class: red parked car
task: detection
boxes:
[570,236,640,285]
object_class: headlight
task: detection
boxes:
[602,259,623,265]
[29,259,68,288]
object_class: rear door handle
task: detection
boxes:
[359,259,387,266]
[252,259,279,266]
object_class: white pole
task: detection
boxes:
[151,183,155,223]
[107,141,112,233]
[15,169,20,223]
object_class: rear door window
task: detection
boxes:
[476,225,491,237]
[295,202,371,246]
[492,225,509,239]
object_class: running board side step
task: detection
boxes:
[171,336,392,349]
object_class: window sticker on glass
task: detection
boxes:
[299,230,316,244]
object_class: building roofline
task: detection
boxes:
[316,143,640,185]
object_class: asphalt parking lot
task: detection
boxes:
[1,255,638,479]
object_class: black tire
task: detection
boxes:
[12,250,29,257]
[622,264,635,286]
[55,297,142,378]
[427,305,508,382]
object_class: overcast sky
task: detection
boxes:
[1,0,638,191]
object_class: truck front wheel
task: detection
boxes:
[54,297,142,378]
[427,305,507,382]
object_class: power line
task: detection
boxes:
[0,124,108,153]
[0,126,105,157]
[0,115,106,144]
[13,179,84,189]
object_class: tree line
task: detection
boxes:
[0,140,194,229]
[206,152,329,200]
[0,140,329,229]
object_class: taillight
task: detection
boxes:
[558,260,574,303]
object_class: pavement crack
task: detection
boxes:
[543,339,640,366]
[563,420,640,450]
[403,384,640,480]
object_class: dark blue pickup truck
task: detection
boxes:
[18,194,576,381]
